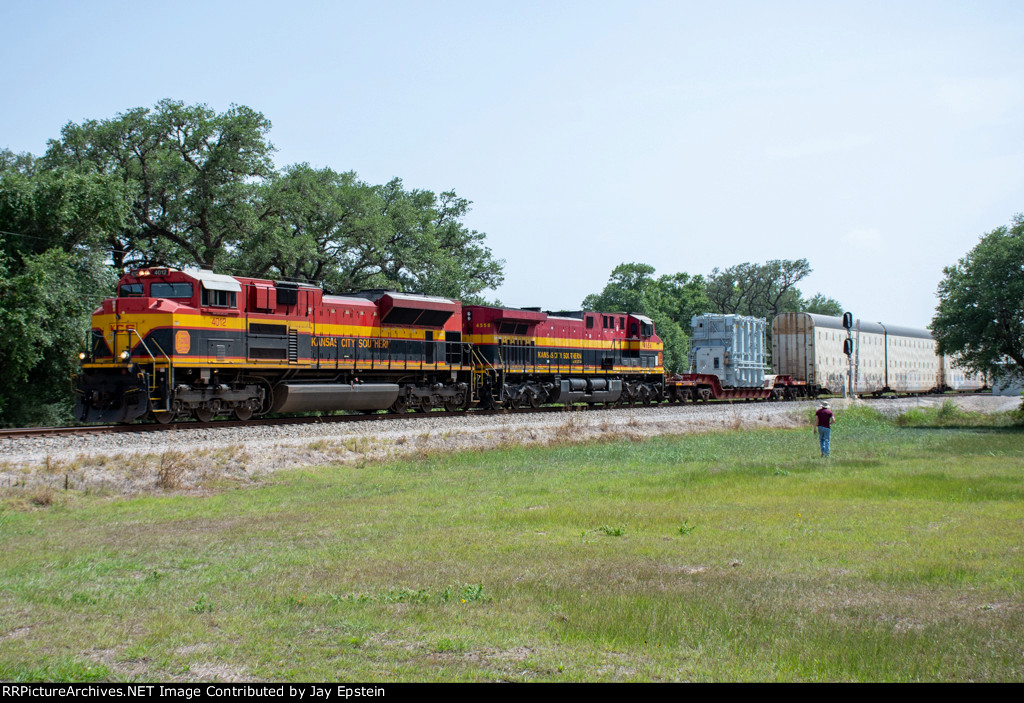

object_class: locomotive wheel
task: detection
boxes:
[194,407,215,423]
[527,392,541,409]
[639,388,652,406]
[416,397,433,413]
[443,396,463,412]
[390,397,409,413]
[152,410,176,425]
[233,406,253,421]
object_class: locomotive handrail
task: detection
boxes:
[125,327,170,368]
[122,328,174,412]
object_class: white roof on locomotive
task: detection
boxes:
[184,268,242,293]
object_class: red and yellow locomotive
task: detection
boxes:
[75,267,473,423]
[464,306,663,408]
[74,267,664,423]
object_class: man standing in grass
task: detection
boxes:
[815,401,836,457]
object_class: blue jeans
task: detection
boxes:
[818,427,831,456]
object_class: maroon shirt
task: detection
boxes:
[815,408,835,428]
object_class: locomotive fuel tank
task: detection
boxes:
[268,383,401,414]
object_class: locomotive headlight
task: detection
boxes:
[119,350,131,362]
[78,352,87,360]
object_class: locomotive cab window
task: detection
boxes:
[119,283,144,297]
[151,282,194,299]
[201,288,237,308]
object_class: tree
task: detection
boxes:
[706,259,811,318]
[0,154,127,426]
[0,247,117,426]
[241,167,504,300]
[43,99,275,270]
[706,258,842,319]
[800,293,843,316]
[582,263,710,372]
[932,214,1024,382]
[0,163,129,261]
[240,164,380,287]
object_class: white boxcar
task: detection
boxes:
[773,313,851,393]
[941,356,987,391]
[773,313,942,395]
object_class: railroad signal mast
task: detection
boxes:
[842,312,854,398]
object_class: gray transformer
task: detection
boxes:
[688,314,767,388]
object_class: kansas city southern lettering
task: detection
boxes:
[536,351,582,360]
[310,337,390,349]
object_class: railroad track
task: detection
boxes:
[6,392,984,442]
[0,404,580,441]
[0,396,780,441]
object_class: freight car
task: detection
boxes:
[74,267,665,422]
[665,313,808,402]
[772,312,986,396]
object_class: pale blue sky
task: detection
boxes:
[2,0,1022,327]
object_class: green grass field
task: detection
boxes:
[1,405,1022,682]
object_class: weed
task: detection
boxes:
[30,486,54,507]
[157,451,187,490]
[497,430,519,450]
[678,520,696,536]
[342,437,373,453]
[191,595,213,614]
[729,410,743,430]
[552,412,585,445]
[435,637,466,653]
[599,525,625,537]
[442,583,487,603]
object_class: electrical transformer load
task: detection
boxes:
[687,314,767,388]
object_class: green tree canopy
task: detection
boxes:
[41,101,504,301]
[932,214,1024,381]
[706,258,842,318]
[0,152,122,425]
[800,293,843,316]
[241,166,503,299]
[43,99,276,270]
